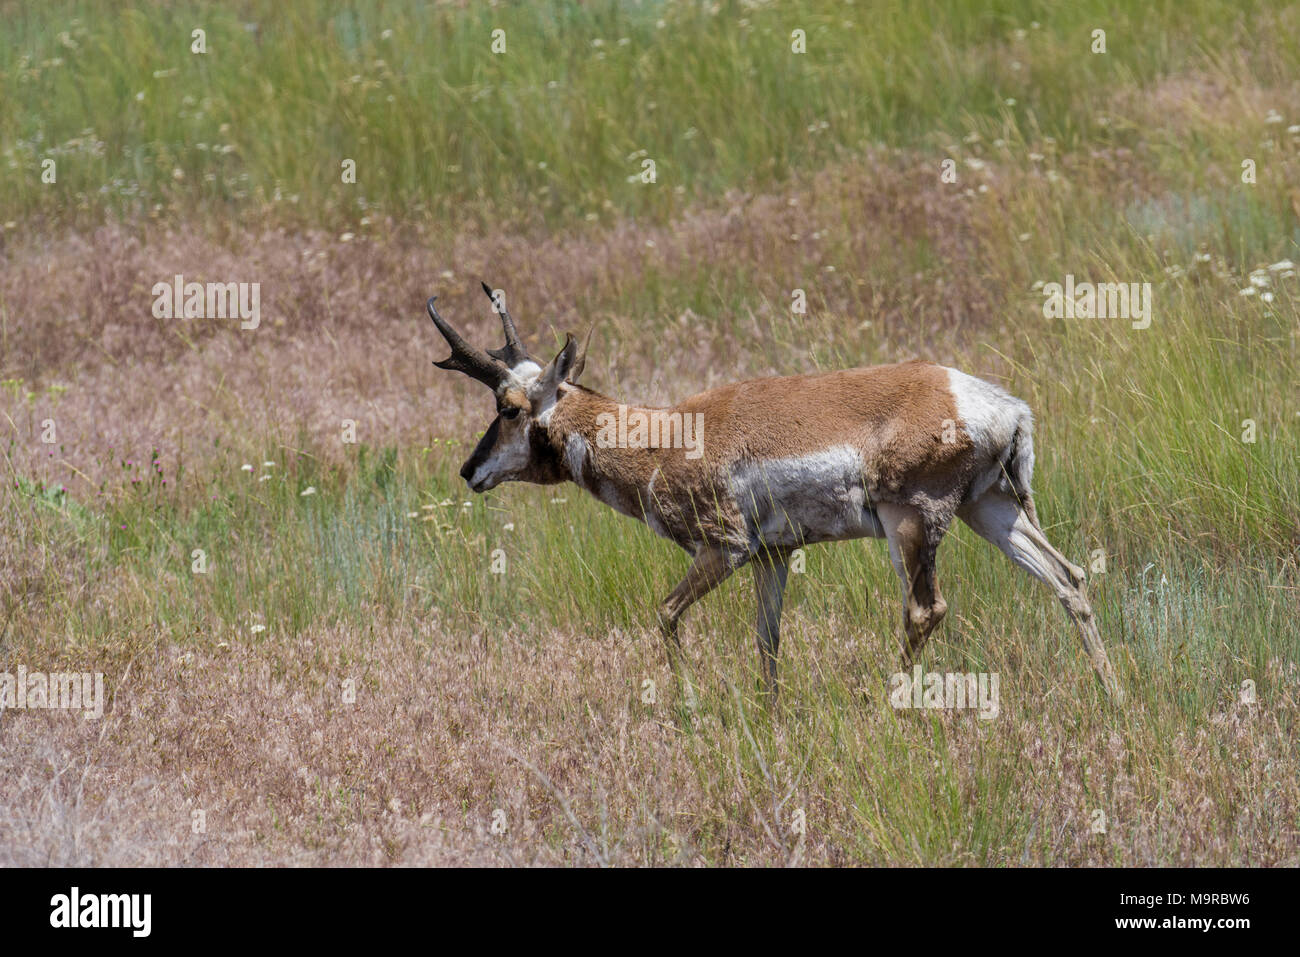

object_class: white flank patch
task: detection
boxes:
[729,445,885,546]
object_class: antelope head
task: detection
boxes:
[428,283,588,492]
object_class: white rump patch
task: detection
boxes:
[945,367,1033,499]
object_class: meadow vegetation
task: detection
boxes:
[1,0,1297,865]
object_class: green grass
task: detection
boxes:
[2,0,1285,232]
[13,416,1295,689]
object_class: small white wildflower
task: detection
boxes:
[1268,260,1294,272]
[250,624,266,634]
[503,522,515,531]
[300,486,317,496]
[340,232,354,242]
[1261,291,1275,303]
[241,463,253,472]
[1265,109,1284,125]
[1239,287,1257,297]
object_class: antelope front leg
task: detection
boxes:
[752,547,792,702]
[656,544,745,708]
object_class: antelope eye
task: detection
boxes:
[500,406,521,420]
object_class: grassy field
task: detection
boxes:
[1,0,1297,865]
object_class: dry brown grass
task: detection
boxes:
[4,614,1296,866]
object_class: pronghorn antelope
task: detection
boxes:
[427,284,1121,702]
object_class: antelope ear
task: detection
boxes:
[529,333,578,401]
[567,327,594,384]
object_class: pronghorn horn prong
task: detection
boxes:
[427,296,508,389]
[481,280,529,367]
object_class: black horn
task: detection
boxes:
[481,280,530,367]
[427,296,508,389]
